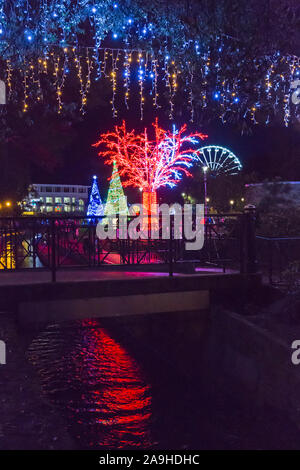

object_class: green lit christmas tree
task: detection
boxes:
[104,160,128,220]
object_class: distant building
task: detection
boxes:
[22,183,90,214]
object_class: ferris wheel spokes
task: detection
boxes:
[195,145,242,175]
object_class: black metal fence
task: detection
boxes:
[0,213,256,281]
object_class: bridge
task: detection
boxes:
[0,212,259,324]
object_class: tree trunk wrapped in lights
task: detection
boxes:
[93,119,207,231]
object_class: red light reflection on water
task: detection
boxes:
[64,319,153,449]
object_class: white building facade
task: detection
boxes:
[23,183,90,214]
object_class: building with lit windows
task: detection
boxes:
[22,183,90,214]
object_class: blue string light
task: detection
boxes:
[0,0,298,126]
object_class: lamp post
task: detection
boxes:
[203,166,208,218]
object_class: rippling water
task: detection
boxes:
[27,319,153,449]
[27,317,300,450]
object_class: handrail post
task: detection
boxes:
[32,219,37,269]
[169,215,174,277]
[243,206,257,274]
[88,220,92,267]
[240,214,246,274]
[51,219,56,282]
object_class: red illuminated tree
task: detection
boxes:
[93,119,207,214]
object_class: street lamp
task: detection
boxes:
[203,166,208,217]
[229,200,234,211]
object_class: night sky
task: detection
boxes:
[30,95,300,204]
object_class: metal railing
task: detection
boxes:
[0,213,257,281]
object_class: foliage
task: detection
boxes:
[256,207,300,237]
[0,1,299,127]
[282,260,300,292]
[0,96,84,201]
[256,180,300,236]
[1,1,298,60]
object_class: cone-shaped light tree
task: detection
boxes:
[93,119,207,215]
[104,160,128,218]
[87,175,104,217]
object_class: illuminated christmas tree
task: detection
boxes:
[87,175,104,217]
[104,160,128,218]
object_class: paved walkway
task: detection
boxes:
[0,267,232,286]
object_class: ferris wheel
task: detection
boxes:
[195,145,242,175]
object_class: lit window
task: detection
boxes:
[79,199,84,206]
[46,197,53,203]
[64,197,70,203]
[55,197,62,203]
[64,205,71,212]
[72,198,76,203]
[46,206,53,212]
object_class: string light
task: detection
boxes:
[22,62,29,112]
[137,51,145,120]
[73,48,93,114]
[187,63,194,122]
[163,54,172,119]
[110,49,120,118]
[0,20,298,127]
[6,59,12,100]
[53,54,65,113]
[0,1,298,128]
[82,48,93,114]
[123,49,131,109]
[151,56,160,109]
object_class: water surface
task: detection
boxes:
[27,317,300,450]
